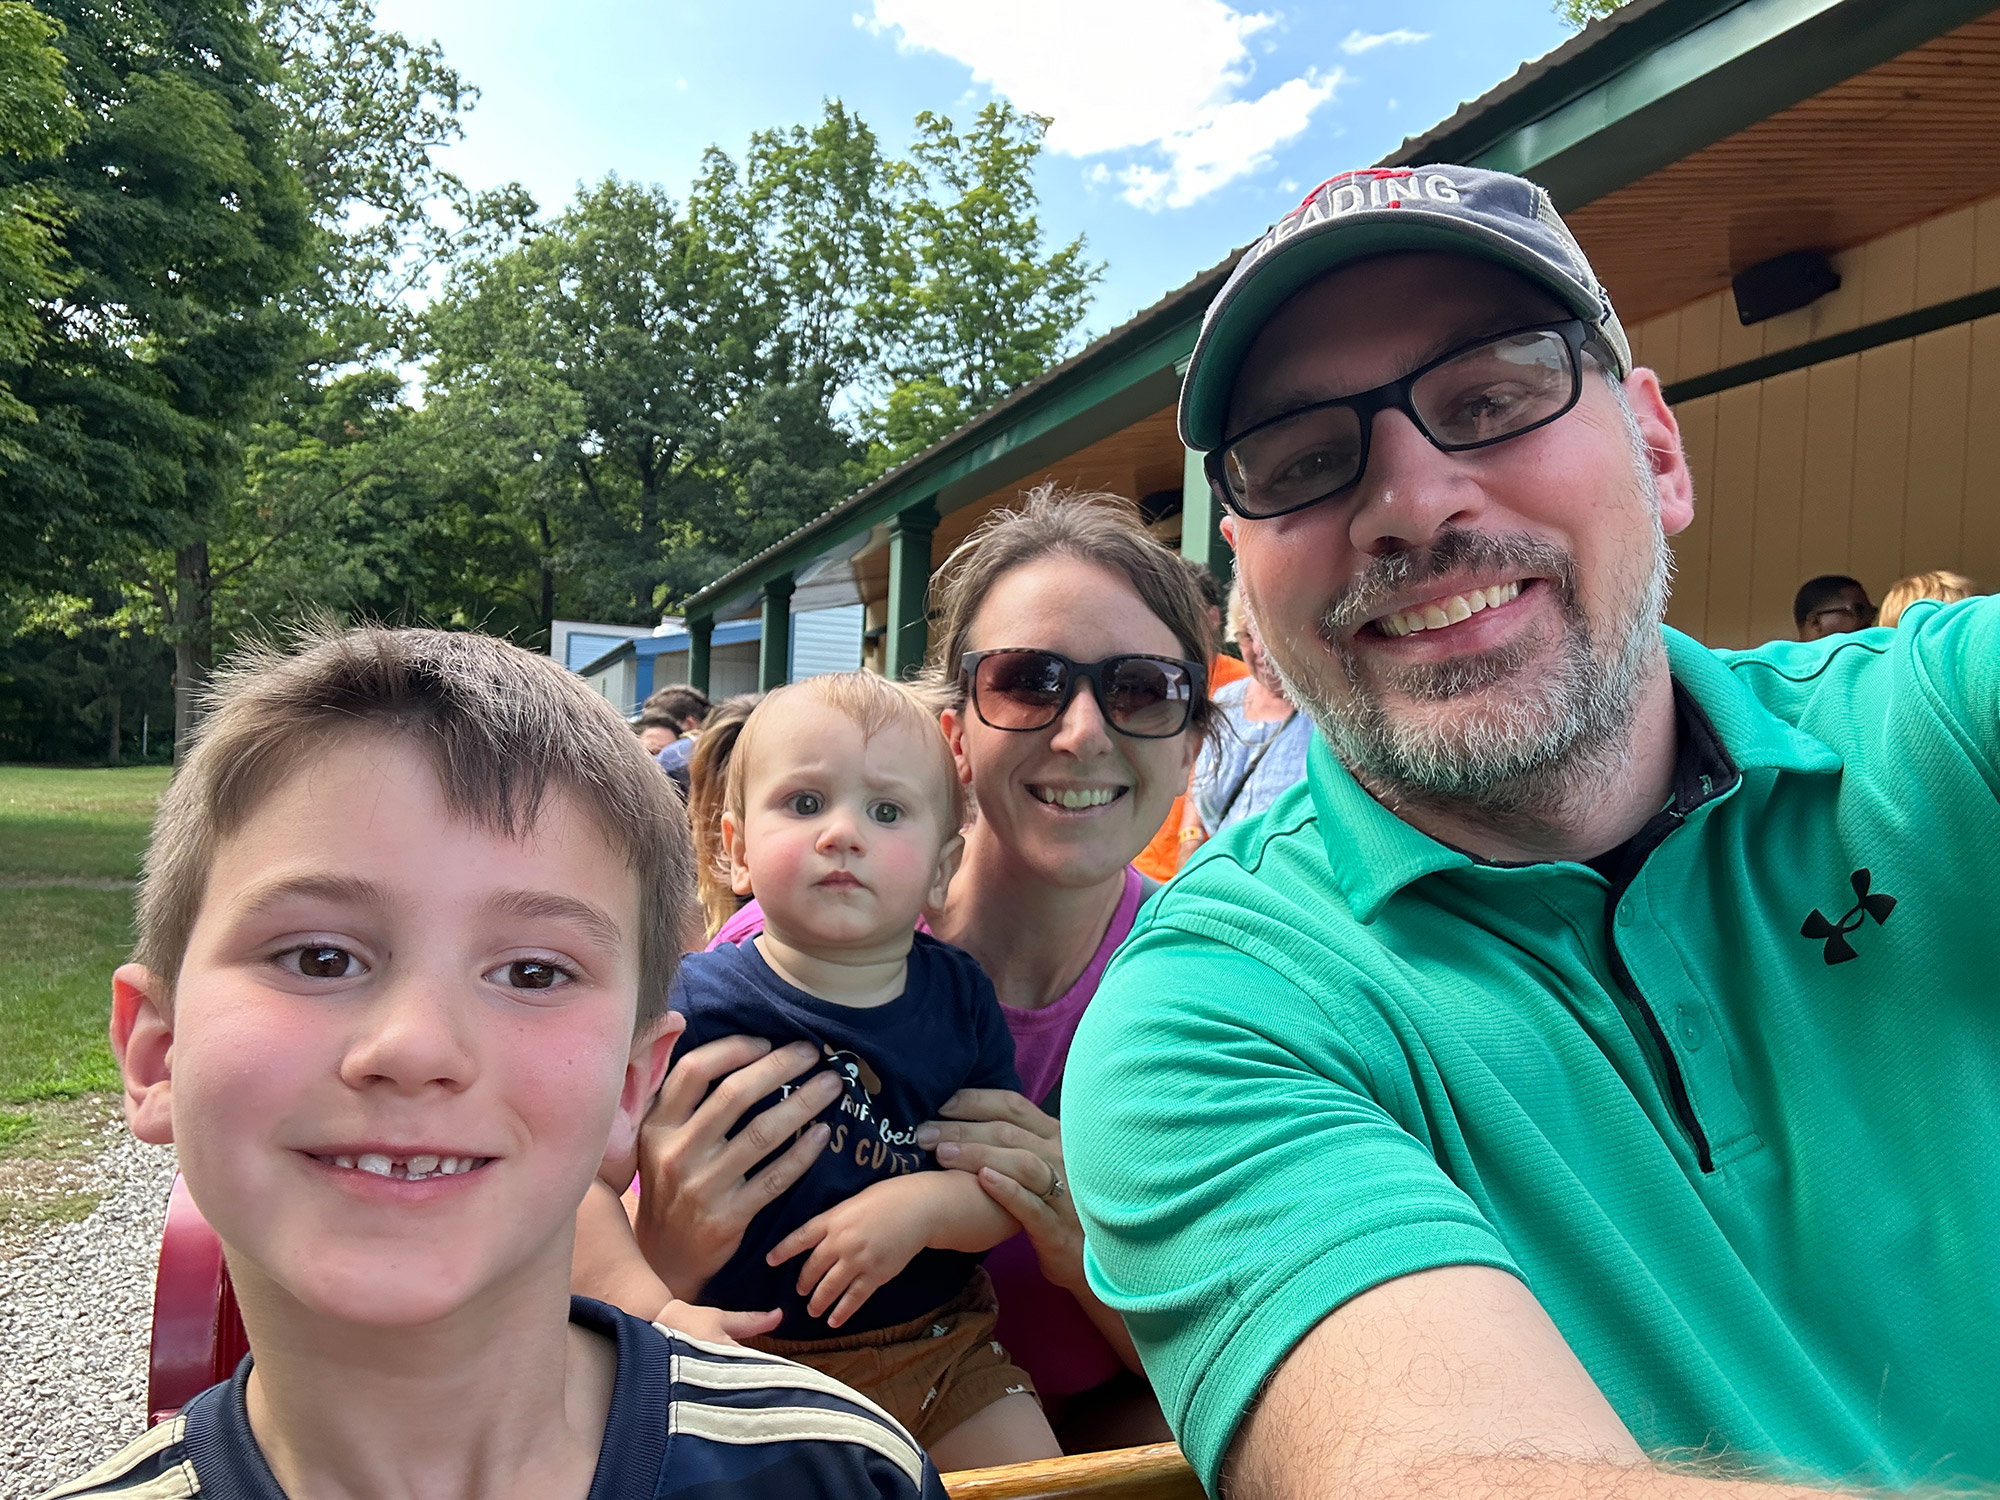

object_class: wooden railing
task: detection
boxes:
[944,1442,1204,1499]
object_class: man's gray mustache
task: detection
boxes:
[1319,530,1581,637]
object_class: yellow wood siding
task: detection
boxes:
[1647,192,2000,646]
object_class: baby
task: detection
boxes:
[671,671,1061,1471]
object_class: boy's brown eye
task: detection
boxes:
[507,960,562,990]
[298,946,353,978]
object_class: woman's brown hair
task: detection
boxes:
[919,484,1219,731]
[686,692,763,940]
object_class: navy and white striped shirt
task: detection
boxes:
[39,1298,946,1499]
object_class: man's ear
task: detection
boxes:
[111,964,175,1145]
[1622,367,1695,537]
[721,809,754,898]
[606,1010,685,1171]
[927,829,966,911]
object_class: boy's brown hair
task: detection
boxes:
[135,626,694,1029]
[724,672,964,842]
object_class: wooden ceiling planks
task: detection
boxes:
[832,403,1187,610]
[925,401,1186,565]
[1569,11,2000,324]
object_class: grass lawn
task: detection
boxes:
[0,763,171,881]
[0,766,169,1195]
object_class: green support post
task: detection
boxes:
[1180,446,1231,587]
[885,499,940,680]
[688,615,712,696]
[759,577,794,690]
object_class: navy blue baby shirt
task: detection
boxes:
[673,933,1020,1338]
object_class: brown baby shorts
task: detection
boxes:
[748,1268,1038,1442]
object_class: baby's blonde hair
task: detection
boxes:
[724,672,964,838]
[1879,570,1977,627]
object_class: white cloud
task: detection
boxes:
[1340,26,1429,54]
[865,0,1340,210]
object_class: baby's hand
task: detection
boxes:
[767,1184,933,1329]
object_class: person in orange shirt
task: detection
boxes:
[1133,562,1247,881]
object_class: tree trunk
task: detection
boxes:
[537,512,555,646]
[171,540,213,765]
[106,695,121,767]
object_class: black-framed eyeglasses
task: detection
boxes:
[961,649,1205,739]
[1206,320,1612,521]
[1802,603,1875,633]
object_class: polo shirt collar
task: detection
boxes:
[1310,625,1843,923]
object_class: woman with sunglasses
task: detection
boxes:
[614,486,1214,1451]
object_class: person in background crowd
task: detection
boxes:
[645,685,713,794]
[633,712,681,756]
[574,487,1213,1453]
[686,693,762,941]
[1065,161,2000,1499]
[643,684,713,736]
[1133,561,1249,881]
[1793,574,1876,640]
[1180,579,1312,854]
[1879,569,1976,627]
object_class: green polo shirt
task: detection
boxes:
[1065,601,2000,1493]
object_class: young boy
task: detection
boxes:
[660,673,1062,1473]
[41,628,944,1500]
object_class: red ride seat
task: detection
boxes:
[148,1173,248,1425]
[143,1176,1204,1497]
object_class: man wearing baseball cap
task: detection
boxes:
[1065,164,2000,1498]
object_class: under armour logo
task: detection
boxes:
[1801,868,1896,965]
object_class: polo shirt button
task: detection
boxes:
[1677,1007,1703,1050]
[1616,902,1634,927]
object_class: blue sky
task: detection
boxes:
[374,0,1578,339]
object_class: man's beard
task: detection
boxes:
[1271,480,1674,820]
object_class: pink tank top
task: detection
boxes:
[699,869,1147,1396]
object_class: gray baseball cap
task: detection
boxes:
[1178,163,1631,452]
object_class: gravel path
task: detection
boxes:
[0,1130,178,1499]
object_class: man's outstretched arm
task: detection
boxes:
[1226,1265,1869,1500]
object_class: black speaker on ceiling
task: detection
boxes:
[1732,250,1841,326]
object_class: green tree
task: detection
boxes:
[136,0,522,727]
[864,102,1100,467]
[0,2,83,457]
[1555,0,1626,26]
[424,171,862,628]
[259,0,488,364]
[693,100,897,400]
[0,0,311,755]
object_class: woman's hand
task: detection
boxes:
[918,1086,1147,1375]
[633,1034,843,1299]
[916,1087,1084,1292]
